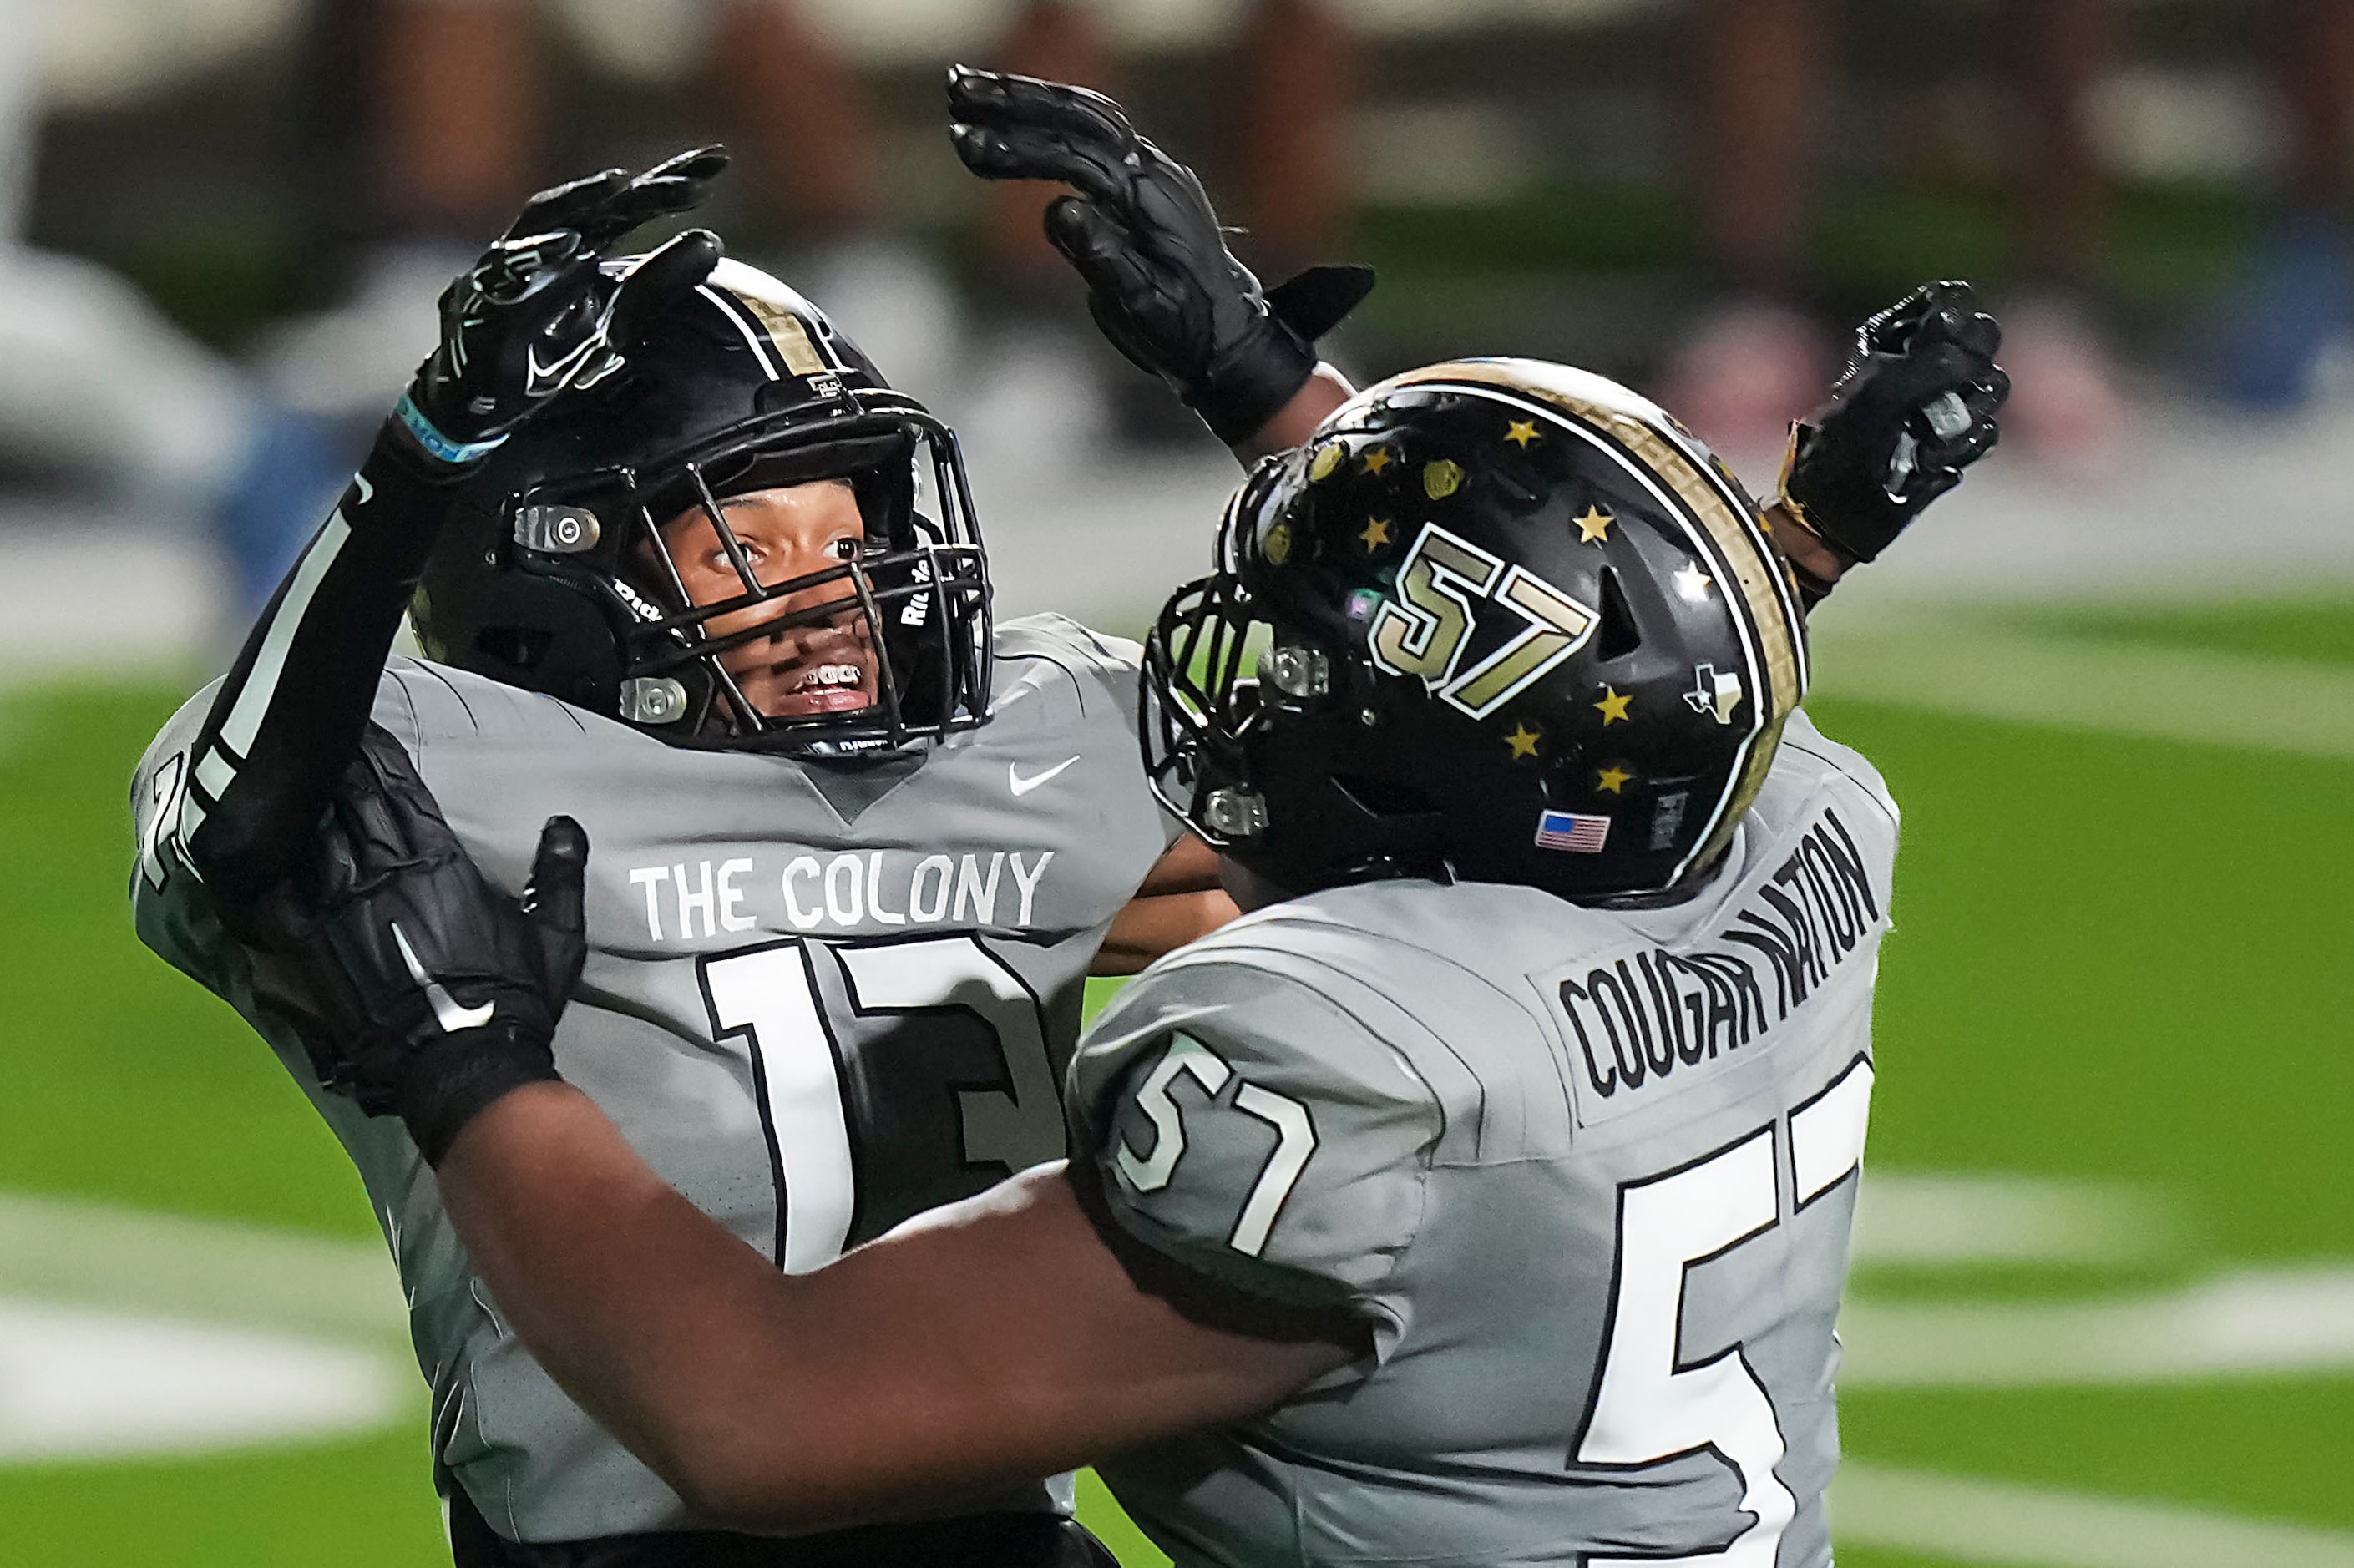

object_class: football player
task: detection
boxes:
[134,75,1997,1568]
[265,326,1997,1566]
[129,139,1368,1567]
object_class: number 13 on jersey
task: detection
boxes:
[699,934,1067,1273]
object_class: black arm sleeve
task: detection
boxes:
[180,422,463,936]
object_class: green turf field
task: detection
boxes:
[3,593,2347,1566]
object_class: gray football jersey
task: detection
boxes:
[1070,711,1897,1568]
[131,612,1177,1542]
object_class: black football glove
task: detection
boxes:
[397,146,730,468]
[947,65,1374,447]
[280,726,587,1166]
[1778,281,2009,564]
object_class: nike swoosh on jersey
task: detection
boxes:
[1009,756,1081,797]
[392,922,496,1033]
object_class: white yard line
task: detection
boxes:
[0,1194,411,1464]
[1808,620,2354,760]
[0,1297,408,1461]
[0,1191,404,1344]
[1841,1265,2354,1388]
[1835,1464,2354,1568]
[1846,1174,2354,1388]
[1854,1171,2182,1268]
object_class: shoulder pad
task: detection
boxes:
[1072,954,1441,1315]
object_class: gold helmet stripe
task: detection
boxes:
[693,257,840,382]
[726,291,831,378]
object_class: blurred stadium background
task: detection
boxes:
[3,0,2351,1563]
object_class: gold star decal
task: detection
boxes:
[1362,447,1394,475]
[1594,686,1632,726]
[1504,420,1541,448]
[1574,507,1613,544]
[1308,442,1345,482]
[1673,564,1714,599]
[1506,724,1541,759]
[1596,764,1633,795]
[1360,515,1391,551]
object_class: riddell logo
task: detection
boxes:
[610,579,667,624]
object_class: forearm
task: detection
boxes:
[1763,499,1849,609]
[439,1086,1030,1531]
[1091,889,1238,975]
[438,1085,1347,1534]
[1233,363,1355,463]
[1082,828,1233,965]
[182,423,458,925]
[437,1084,832,1521]
[1091,832,1239,974]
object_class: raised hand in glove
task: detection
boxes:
[397,147,730,467]
[1779,281,2009,566]
[282,726,586,1166]
[947,65,1373,447]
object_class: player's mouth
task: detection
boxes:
[777,660,872,714]
[737,645,878,720]
[711,600,880,722]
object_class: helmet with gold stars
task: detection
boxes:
[1142,357,1810,902]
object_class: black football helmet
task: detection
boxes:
[410,256,989,756]
[1143,358,1810,903]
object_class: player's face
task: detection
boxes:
[656,481,881,722]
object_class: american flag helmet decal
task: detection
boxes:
[1536,810,1612,853]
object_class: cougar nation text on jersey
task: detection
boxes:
[1555,805,1886,1106]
